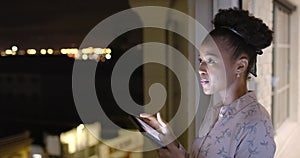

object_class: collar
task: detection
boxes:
[219,91,257,118]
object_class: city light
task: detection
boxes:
[82,54,88,60]
[77,124,84,132]
[1,51,6,56]
[32,154,42,158]
[105,48,111,54]
[88,54,94,60]
[105,54,111,59]
[12,46,18,52]
[0,46,112,62]
[60,49,67,54]
[82,47,93,54]
[5,49,13,55]
[27,49,36,55]
[68,48,78,54]
[18,50,25,55]
[40,49,47,55]
[94,48,102,54]
[47,49,53,54]
[61,48,79,55]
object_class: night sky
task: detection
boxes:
[0,0,130,49]
[0,0,144,146]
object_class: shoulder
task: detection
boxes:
[235,102,276,157]
[240,101,272,122]
[239,101,274,134]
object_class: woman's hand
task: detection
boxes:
[157,143,186,158]
[140,113,187,158]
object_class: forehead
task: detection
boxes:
[200,36,235,57]
[199,37,222,57]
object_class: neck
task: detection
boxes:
[219,79,248,106]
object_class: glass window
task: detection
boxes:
[272,4,291,129]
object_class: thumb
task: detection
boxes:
[157,112,167,127]
[157,112,168,134]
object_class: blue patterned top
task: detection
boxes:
[190,91,276,158]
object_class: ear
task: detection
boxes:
[235,56,249,75]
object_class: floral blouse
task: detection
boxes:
[190,91,276,158]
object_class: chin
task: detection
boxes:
[202,89,213,95]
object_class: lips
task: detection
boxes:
[200,78,209,85]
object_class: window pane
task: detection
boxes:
[272,5,290,129]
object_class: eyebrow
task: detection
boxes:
[199,52,219,58]
[205,53,219,57]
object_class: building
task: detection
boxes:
[128,0,300,157]
[1,0,300,157]
[0,131,32,158]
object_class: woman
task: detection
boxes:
[140,8,276,158]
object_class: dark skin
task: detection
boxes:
[140,113,185,158]
[140,36,250,157]
[199,37,249,105]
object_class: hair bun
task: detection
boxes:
[213,8,273,50]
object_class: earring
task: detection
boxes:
[237,73,240,78]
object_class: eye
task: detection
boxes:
[207,58,216,64]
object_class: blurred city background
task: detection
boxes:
[1,0,300,158]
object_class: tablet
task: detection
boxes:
[129,115,167,148]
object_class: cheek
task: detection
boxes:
[214,73,227,88]
[223,61,236,82]
[212,65,227,81]
[225,67,236,83]
[209,67,227,87]
[214,65,233,87]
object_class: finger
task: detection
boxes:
[140,113,157,122]
[166,141,179,151]
[139,113,152,118]
[157,112,167,127]
[157,148,169,157]
[139,113,161,129]
[156,112,169,135]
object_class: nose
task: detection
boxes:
[198,62,207,75]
